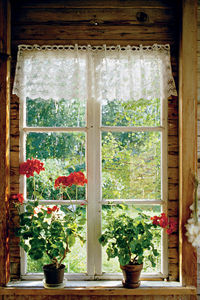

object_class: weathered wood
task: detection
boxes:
[0,296,197,300]
[168,183,179,200]
[179,0,197,287]
[168,201,178,216]
[0,286,197,296]
[168,167,179,184]
[12,24,176,41]
[10,0,176,9]
[12,7,175,25]
[0,0,11,286]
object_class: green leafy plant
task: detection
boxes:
[12,158,87,269]
[99,205,177,267]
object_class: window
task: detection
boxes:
[13,44,177,280]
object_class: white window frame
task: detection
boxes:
[19,78,168,282]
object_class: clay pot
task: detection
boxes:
[120,263,143,288]
[43,263,65,286]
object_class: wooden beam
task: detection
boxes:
[0,0,11,286]
[179,0,197,287]
[0,286,197,296]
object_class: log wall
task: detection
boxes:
[10,0,179,283]
[197,2,200,299]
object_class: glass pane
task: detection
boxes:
[26,98,86,127]
[102,204,161,273]
[26,132,86,200]
[102,131,161,200]
[27,205,87,273]
[102,98,160,127]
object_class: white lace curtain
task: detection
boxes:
[13,44,177,103]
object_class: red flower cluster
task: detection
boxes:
[54,171,87,189]
[151,213,177,235]
[20,158,45,178]
[11,193,24,204]
[47,206,59,214]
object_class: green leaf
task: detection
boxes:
[29,249,43,260]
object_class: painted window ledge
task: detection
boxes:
[0,281,196,296]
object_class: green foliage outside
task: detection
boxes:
[25,97,162,273]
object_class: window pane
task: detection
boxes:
[26,132,86,200]
[102,98,160,127]
[27,205,87,273]
[102,204,161,273]
[26,98,86,127]
[102,131,161,200]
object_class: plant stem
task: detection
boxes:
[33,176,36,201]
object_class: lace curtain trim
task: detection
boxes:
[17,43,170,52]
[13,44,177,102]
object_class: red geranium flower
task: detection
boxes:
[54,171,87,189]
[151,213,177,235]
[150,215,160,226]
[158,213,168,228]
[167,218,178,234]
[52,205,59,212]
[20,158,45,178]
[11,193,24,204]
[47,207,53,214]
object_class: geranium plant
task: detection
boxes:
[12,158,87,270]
[99,206,177,267]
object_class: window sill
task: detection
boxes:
[0,281,196,296]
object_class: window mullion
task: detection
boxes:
[86,96,102,277]
[19,97,27,276]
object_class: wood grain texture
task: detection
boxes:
[179,0,198,287]
[0,0,11,286]
[10,0,176,9]
[0,286,197,296]
[0,296,197,300]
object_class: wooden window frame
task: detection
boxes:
[19,59,168,281]
[0,0,197,291]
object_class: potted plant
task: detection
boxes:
[99,205,177,288]
[12,158,87,288]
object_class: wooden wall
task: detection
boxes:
[197,1,200,299]
[10,0,179,282]
[0,294,197,300]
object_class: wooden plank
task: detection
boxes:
[12,24,176,41]
[10,0,175,9]
[168,183,179,200]
[0,0,11,286]
[168,167,179,184]
[0,286,197,296]
[0,296,196,300]
[12,7,175,25]
[179,0,197,287]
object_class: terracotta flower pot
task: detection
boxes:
[43,263,65,287]
[120,263,143,288]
